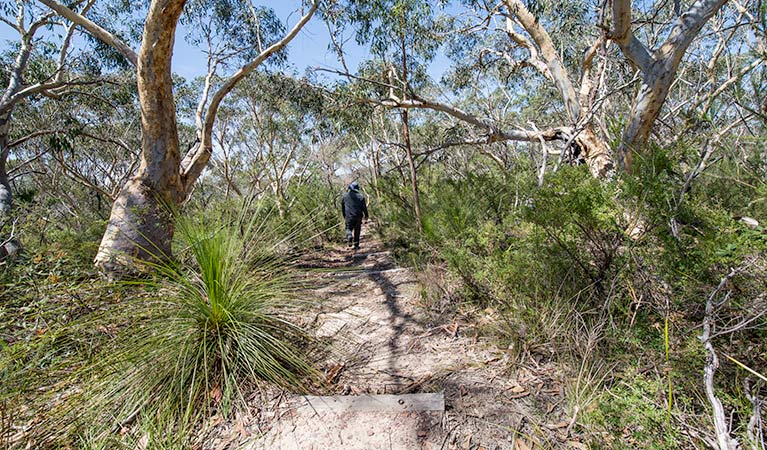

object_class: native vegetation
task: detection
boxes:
[1,0,765,448]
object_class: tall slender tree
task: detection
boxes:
[39,0,319,274]
[0,0,106,254]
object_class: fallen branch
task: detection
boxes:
[700,267,741,450]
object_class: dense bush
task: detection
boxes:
[1,203,322,448]
[376,147,767,448]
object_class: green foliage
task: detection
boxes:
[182,0,287,65]
[3,205,320,447]
[377,137,767,447]
[583,374,683,449]
[283,178,345,244]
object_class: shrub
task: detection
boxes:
[21,205,320,446]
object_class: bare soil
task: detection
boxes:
[201,240,583,450]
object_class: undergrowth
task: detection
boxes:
[377,147,767,448]
[1,203,322,448]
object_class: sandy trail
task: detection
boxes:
[204,240,570,449]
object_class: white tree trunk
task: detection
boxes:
[612,0,728,171]
[89,0,318,274]
[618,68,673,170]
[504,0,614,178]
[93,0,187,273]
[93,176,175,273]
[0,112,12,218]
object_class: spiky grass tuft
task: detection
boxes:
[29,206,320,446]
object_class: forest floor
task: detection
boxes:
[199,239,588,449]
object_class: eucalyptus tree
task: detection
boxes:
[213,73,326,215]
[39,0,319,274]
[10,71,142,232]
[328,0,451,226]
[0,0,111,256]
[609,0,732,170]
[333,0,742,177]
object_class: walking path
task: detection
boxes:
[203,240,573,449]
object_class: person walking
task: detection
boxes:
[341,181,369,250]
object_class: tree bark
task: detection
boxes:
[574,126,613,178]
[612,0,729,171]
[504,0,614,178]
[94,0,187,272]
[93,177,176,272]
[401,109,422,230]
[618,68,672,170]
[0,112,12,219]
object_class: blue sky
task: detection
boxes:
[173,1,452,82]
[173,1,361,80]
[0,1,452,84]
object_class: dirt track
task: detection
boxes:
[202,240,575,449]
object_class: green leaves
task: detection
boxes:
[12,204,320,446]
[182,0,286,66]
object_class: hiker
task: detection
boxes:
[341,181,369,250]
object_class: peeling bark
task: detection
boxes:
[612,0,729,171]
[503,0,614,178]
[94,0,187,271]
[574,126,613,178]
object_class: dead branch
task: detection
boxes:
[744,378,765,449]
[700,267,742,450]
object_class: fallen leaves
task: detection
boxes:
[515,438,532,450]
[210,385,223,404]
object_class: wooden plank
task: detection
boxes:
[301,393,444,413]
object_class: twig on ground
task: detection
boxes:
[566,405,580,437]
[700,267,742,450]
[438,419,460,450]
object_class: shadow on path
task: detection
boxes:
[367,268,424,391]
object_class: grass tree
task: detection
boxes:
[39,0,319,274]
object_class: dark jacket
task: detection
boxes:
[342,189,368,220]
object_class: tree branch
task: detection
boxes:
[0,16,22,34]
[8,78,100,105]
[503,0,580,121]
[6,129,59,148]
[700,267,743,450]
[661,0,729,62]
[55,0,96,83]
[609,0,654,73]
[502,17,551,79]
[180,0,319,191]
[579,36,606,113]
[36,0,138,67]
[380,95,572,143]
